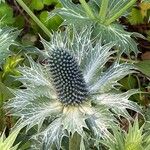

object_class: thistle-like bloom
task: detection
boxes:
[7,28,141,149]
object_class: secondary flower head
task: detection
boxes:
[7,27,141,149]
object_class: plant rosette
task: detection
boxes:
[6,27,142,149]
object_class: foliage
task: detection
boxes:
[0,27,19,67]
[100,117,150,150]
[0,0,5,3]
[0,127,21,150]
[6,27,142,149]
[0,3,15,26]
[135,60,150,77]
[128,1,150,25]
[0,0,149,149]
[49,0,142,54]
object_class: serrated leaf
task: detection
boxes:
[18,61,51,87]
[94,90,141,119]
[49,0,92,27]
[94,23,141,55]
[0,127,22,150]
[2,54,23,77]
[0,27,19,66]
[135,60,150,77]
[93,0,136,19]
[32,118,64,150]
[50,0,141,54]
[90,63,136,93]
[125,117,144,150]
[84,42,115,84]
[62,105,88,135]
[100,117,145,150]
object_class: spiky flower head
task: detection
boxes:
[48,48,88,105]
[7,27,141,149]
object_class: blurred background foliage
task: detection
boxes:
[0,0,149,149]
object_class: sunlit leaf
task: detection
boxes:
[2,55,23,77]
[140,2,150,17]
[128,8,144,25]
[0,127,22,150]
[100,117,145,150]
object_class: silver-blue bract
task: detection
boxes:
[0,27,19,66]
[7,27,141,149]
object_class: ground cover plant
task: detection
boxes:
[0,0,150,150]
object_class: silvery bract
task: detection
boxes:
[0,27,19,66]
[7,27,141,149]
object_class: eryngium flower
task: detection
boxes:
[7,28,141,149]
[48,48,88,104]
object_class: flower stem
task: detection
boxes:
[99,0,109,23]
[69,132,81,150]
[79,0,95,19]
[16,0,52,37]
[105,0,136,25]
[110,57,139,63]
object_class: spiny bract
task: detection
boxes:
[6,27,141,150]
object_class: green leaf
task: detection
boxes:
[0,127,22,150]
[43,0,59,6]
[13,15,25,29]
[94,23,141,55]
[0,81,13,102]
[50,0,141,54]
[0,0,5,3]
[135,60,150,77]
[125,117,144,150]
[128,8,144,25]
[100,117,144,150]
[2,55,23,77]
[49,0,93,27]
[30,0,44,10]
[0,3,14,26]
[119,76,137,90]
[69,132,81,150]
[93,0,136,21]
[39,11,63,31]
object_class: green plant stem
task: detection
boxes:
[79,0,95,19]
[135,75,142,100]
[16,0,51,37]
[110,57,139,63]
[69,132,81,150]
[99,0,109,23]
[105,0,136,25]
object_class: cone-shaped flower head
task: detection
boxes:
[48,48,88,104]
[6,27,141,149]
